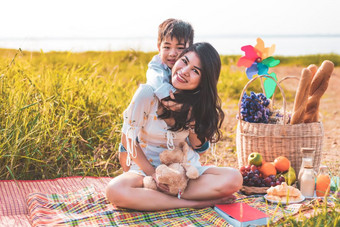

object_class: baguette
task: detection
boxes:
[307,64,318,79]
[304,60,334,123]
[290,68,313,124]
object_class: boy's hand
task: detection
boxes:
[161,90,183,112]
[152,173,170,193]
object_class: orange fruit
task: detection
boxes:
[259,162,277,178]
[274,156,290,172]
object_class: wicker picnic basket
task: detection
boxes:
[236,75,324,176]
[241,185,269,195]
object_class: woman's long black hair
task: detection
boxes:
[158,42,225,145]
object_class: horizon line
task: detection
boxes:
[1,33,340,41]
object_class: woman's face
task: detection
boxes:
[171,51,202,90]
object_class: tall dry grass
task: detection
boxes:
[0,49,260,180]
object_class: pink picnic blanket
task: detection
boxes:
[0,176,112,226]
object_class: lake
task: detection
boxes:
[1,35,339,56]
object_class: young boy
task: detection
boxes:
[146,18,194,100]
[119,18,209,172]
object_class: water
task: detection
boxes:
[1,35,339,56]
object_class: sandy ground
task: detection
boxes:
[202,66,340,174]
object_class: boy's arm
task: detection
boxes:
[146,55,176,100]
[187,129,210,156]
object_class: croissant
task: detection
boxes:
[267,182,302,202]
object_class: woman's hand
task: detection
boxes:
[161,90,183,112]
[152,173,170,193]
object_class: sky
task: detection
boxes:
[1,0,340,54]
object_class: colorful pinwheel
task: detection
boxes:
[237,38,280,98]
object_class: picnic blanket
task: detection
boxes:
[27,186,229,226]
[0,176,112,226]
[1,176,336,226]
[26,186,308,227]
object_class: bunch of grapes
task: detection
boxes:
[239,92,271,123]
[240,165,286,187]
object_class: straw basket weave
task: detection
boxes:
[236,75,324,176]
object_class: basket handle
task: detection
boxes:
[238,74,287,125]
[271,76,299,106]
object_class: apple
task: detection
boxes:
[248,152,263,167]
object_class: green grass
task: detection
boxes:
[0,48,264,180]
[1,49,338,180]
[274,192,339,226]
[0,48,154,179]
[277,53,340,67]
[0,48,339,226]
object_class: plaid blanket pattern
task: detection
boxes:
[27,186,231,227]
[28,185,331,226]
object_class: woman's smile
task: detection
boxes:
[174,71,187,83]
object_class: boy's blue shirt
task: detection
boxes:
[146,54,176,100]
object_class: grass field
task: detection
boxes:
[0,48,266,180]
[1,48,339,180]
[0,48,339,225]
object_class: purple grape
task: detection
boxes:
[264,177,272,184]
[279,176,285,182]
[248,171,254,178]
[256,179,262,185]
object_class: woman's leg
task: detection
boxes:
[181,167,243,200]
[106,171,237,211]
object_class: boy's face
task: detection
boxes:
[158,37,188,69]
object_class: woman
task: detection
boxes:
[106,43,243,211]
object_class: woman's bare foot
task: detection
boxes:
[193,194,237,209]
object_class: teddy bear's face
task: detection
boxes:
[159,142,189,165]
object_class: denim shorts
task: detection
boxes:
[119,141,210,153]
[118,143,127,152]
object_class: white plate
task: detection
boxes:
[304,191,323,199]
[264,194,305,204]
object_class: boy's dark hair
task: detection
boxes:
[157,18,194,47]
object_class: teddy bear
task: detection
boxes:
[143,141,199,198]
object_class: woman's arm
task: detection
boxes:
[122,133,155,176]
[188,129,203,150]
